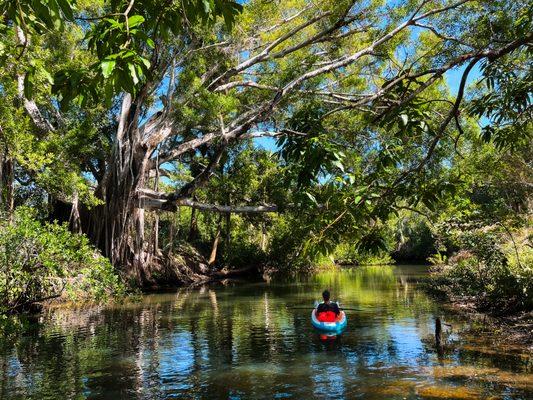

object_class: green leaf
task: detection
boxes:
[100,60,116,78]
[201,0,211,14]
[103,18,122,28]
[56,0,74,21]
[41,68,54,84]
[139,57,151,69]
[332,160,344,172]
[23,72,33,99]
[128,63,139,85]
[48,0,63,30]
[127,15,145,28]
[305,192,318,205]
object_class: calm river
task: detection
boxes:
[0,265,531,399]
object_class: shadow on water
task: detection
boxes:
[0,265,531,399]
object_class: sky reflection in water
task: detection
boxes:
[0,265,531,399]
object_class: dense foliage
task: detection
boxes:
[0,207,125,314]
[425,139,532,313]
[428,225,532,313]
[0,0,531,313]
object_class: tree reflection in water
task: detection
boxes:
[0,265,531,399]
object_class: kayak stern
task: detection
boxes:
[311,309,347,333]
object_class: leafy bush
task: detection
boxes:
[65,255,126,303]
[392,216,436,262]
[427,252,448,266]
[0,207,125,314]
[267,215,315,273]
[333,242,393,265]
[429,227,533,313]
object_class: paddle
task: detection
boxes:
[287,306,361,311]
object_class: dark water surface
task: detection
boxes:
[1,265,531,399]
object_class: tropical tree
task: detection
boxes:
[0,0,530,283]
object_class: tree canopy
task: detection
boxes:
[0,0,531,283]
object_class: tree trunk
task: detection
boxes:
[435,317,443,356]
[152,213,160,255]
[152,155,160,256]
[0,151,14,219]
[208,216,223,265]
[175,207,181,240]
[225,212,231,254]
[168,220,174,256]
[188,205,198,241]
[86,94,152,285]
[69,192,82,234]
[260,223,267,251]
[224,193,231,254]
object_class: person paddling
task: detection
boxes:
[316,290,342,322]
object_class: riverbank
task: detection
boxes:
[422,222,533,346]
[424,277,533,347]
[441,300,533,347]
[0,208,127,315]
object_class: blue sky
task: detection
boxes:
[446,64,482,96]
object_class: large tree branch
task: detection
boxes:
[385,32,533,190]
[15,26,55,134]
[16,75,56,133]
[273,0,474,105]
[149,29,531,171]
[412,22,474,48]
[209,3,368,92]
[208,10,333,90]
[239,129,307,140]
[268,2,360,60]
[137,188,277,213]
[258,5,312,35]
[172,144,226,200]
[138,0,530,198]
[413,57,479,172]
[374,31,533,121]
[155,105,265,166]
[145,0,477,165]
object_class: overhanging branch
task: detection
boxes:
[137,188,278,213]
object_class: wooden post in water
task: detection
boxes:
[435,317,443,355]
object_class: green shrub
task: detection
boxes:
[267,215,316,273]
[429,227,533,313]
[65,255,126,302]
[0,207,125,314]
[333,242,394,265]
[393,216,436,262]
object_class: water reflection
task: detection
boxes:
[0,265,531,399]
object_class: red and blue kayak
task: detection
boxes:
[311,305,347,333]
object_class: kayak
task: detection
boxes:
[311,307,347,333]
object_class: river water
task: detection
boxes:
[0,265,531,399]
